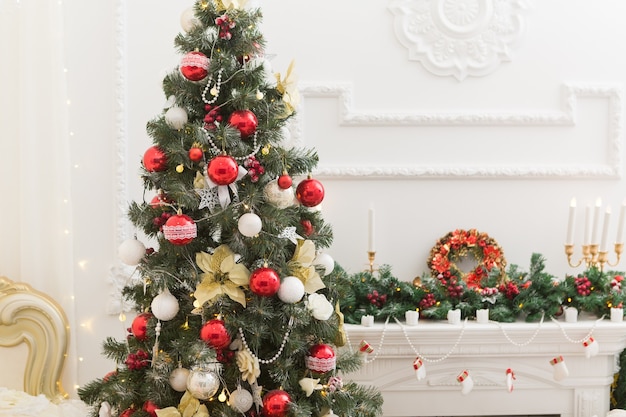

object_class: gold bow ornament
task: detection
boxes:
[275,60,300,118]
[155,391,209,417]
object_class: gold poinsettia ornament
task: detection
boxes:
[155,391,209,417]
[194,245,250,308]
[275,60,300,117]
[288,239,325,294]
[214,0,248,11]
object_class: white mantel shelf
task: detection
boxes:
[343,318,626,417]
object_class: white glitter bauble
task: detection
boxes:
[180,7,201,32]
[151,288,180,321]
[187,365,221,400]
[313,253,334,276]
[263,180,295,209]
[229,386,254,413]
[118,238,146,266]
[238,212,262,237]
[278,276,305,304]
[169,367,190,392]
[165,106,188,130]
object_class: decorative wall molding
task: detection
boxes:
[388,0,531,80]
[296,82,623,179]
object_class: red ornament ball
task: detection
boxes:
[249,267,280,297]
[200,318,231,349]
[131,312,152,340]
[228,110,258,139]
[143,146,167,172]
[150,192,172,209]
[296,177,325,207]
[277,174,292,189]
[300,219,314,236]
[262,390,291,417]
[163,213,197,245]
[120,408,135,417]
[188,147,204,162]
[180,51,209,81]
[142,401,160,417]
[305,343,336,373]
[207,155,239,186]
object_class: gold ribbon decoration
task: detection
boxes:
[288,240,325,294]
[195,245,250,308]
[275,60,300,117]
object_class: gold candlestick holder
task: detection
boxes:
[366,251,378,274]
[565,242,623,270]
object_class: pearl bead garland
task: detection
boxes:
[238,316,294,364]
[345,316,390,364]
[201,126,260,162]
[394,317,468,363]
[550,314,603,343]
[202,68,224,105]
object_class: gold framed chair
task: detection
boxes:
[0,276,69,402]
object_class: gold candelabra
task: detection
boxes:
[366,251,378,274]
[565,242,623,270]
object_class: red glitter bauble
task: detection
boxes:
[163,213,197,245]
[262,390,291,417]
[180,51,209,81]
[150,192,172,209]
[131,312,152,340]
[200,318,231,349]
[142,401,160,417]
[249,267,280,297]
[143,146,167,172]
[188,147,204,162]
[296,177,325,207]
[119,408,135,417]
[305,343,336,373]
[228,109,258,139]
[277,174,292,189]
[207,155,239,186]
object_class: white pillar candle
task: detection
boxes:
[600,206,612,252]
[368,207,375,252]
[617,198,626,244]
[564,307,578,323]
[476,309,489,324]
[447,308,461,325]
[566,198,576,245]
[591,198,602,245]
[361,315,374,326]
[611,307,623,322]
[405,310,419,326]
[583,204,591,246]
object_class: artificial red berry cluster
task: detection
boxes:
[498,281,520,300]
[125,349,150,370]
[215,14,235,40]
[419,293,436,310]
[575,276,592,296]
[153,212,173,231]
[480,287,499,297]
[244,156,265,182]
[204,104,223,128]
[611,275,624,291]
[366,290,387,308]
[216,348,235,363]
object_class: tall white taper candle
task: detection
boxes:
[591,198,602,245]
[368,207,375,252]
[566,198,576,245]
[600,206,612,253]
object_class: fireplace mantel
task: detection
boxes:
[343,318,626,417]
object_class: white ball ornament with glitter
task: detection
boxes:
[180,7,201,32]
[238,212,262,237]
[118,237,146,266]
[278,276,305,304]
[151,287,180,321]
[263,180,295,209]
[187,365,221,400]
[229,386,254,413]
[313,253,334,276]
[169,367,190,392]
[164,106,188,130]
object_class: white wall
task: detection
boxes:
[61,0,626,392]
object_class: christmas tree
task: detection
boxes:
[78,2,383,417]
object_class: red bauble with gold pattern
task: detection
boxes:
[142,401,160,417]
[207,155,239,186]
[262,390,291,417]
[180,51,209,81]
[249,267,280,297]
[305,343,336,373]
[163,213,197,245]
[143,146,167,172]
[131,312,152,341]
[200,318,231,349]
[296,177,325,207]
[228,109,258,139]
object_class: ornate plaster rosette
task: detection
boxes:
[388,0,530,80]
[428,228,506,288]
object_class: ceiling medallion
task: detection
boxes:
[388,0,530,80]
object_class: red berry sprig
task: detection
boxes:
[366,290,387,308]
[575,276,592,296]
[498,281,520,300]
[204,104,223,129]
[153,212,173,231]
[244,156,265,182]
[215,14,235,40]
[419,293,436,310]
[125,350,150,370]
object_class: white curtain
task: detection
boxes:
[0,0,78,394]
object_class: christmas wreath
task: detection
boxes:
[428,229,507,288]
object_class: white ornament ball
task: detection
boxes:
[313,253,334,276]
[229,387,254,413]
[187,367,221,400]
[180,7,201,32]
[151,288,180,321]
[263,180,296,209]
[169,367,190,392]
[278,276,305,304]
[238,213,262,237]
[118,238,146,266]
[165,106,188,130]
